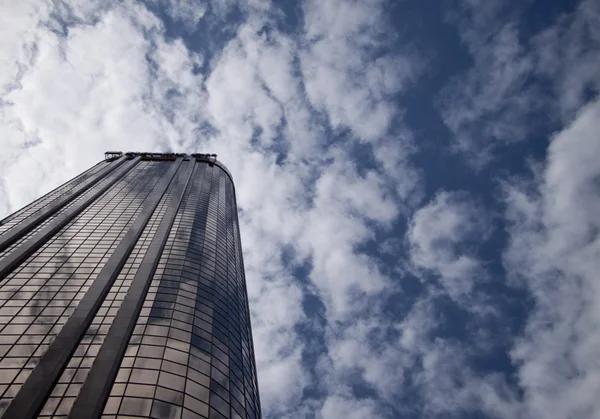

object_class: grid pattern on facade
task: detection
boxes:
[0,160,126,261]
[217,168,260,419]
[101,162,260,419]
[0,160,169,416]
[38,161,181,419]
[0,162,106,237]
[0,155,261,419]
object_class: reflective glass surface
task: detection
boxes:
[0,161,169,416]
[0,157,260,419]
[0,159,128,260]
[37,161,176,419]
[103,163,260,419]
[0,161,106,237]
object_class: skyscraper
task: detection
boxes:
[0,152,261,419]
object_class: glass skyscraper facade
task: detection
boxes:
[0,152,261,419]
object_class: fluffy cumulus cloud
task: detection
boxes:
[160,0,208,29]
[503,98,600,419]
[408,191,489,299]
[531,0,600,119]
[439,0,600,165]
[320,396,380,419]
[0,0,207,213]
[199,1,423,414]
[1,0,599,418]
[1,0,422,416]
[301,0,417,142]
[439,22,536,163]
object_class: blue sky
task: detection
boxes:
[1,0,599,418]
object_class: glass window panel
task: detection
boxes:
[154,386,183,406]
[209,394,230,419]
[158,371,185,392]
[151,399,182,419]
[129,368,160,385]
[119,396,152,416]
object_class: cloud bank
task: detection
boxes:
[1,0,599,418]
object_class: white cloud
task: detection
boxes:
[372,131,423,206]
[150,0,251,31]
[503,97,600,419]
[438,21,535,165]
[162,0,208,30]
[199,2,425,416]
[0,1,447,419]
[0,1,211,214]
[408,191,490,299]
[297,158,398,316]
[404,88,600,419]
[380,290,526,419]
[323,315,411,407]
[0,0,49,97]
[439,0,600,166]
[320,395,382,419]
[301,0,418,143]
[245,255,309,412]
[206,18,290,149]
[531,0,600,120]
[202,0,422,316]
[0,5,312,416]
[389,65,600,419]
